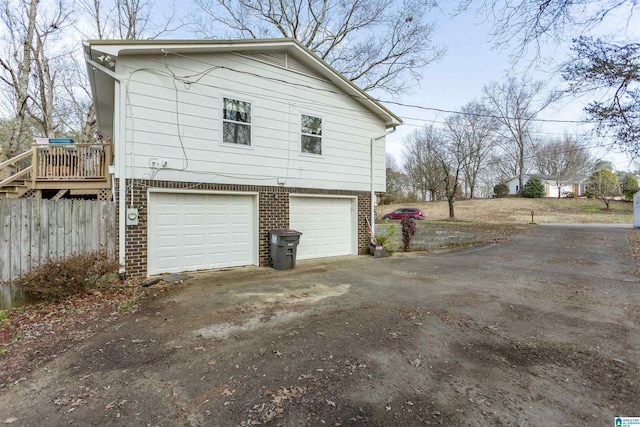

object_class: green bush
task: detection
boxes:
[493,183,509,198]
[621,173,639,201]
[14,251,119,302]
[588,168,619,208]
[522,177,545,198]
[375,223,396,251]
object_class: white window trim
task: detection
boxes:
[220,95,254,148]
[300,113,323,156]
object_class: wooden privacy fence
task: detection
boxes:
[0,198,116,283]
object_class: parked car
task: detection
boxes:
[382,208,425,220]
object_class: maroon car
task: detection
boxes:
[382,208,425,220]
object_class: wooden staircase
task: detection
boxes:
[0,150,32,199]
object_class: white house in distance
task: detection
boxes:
[83,38,401,278]
[505,174,588,197]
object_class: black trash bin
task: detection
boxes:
[269,229,302,270]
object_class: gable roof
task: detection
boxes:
[83,38,402,138]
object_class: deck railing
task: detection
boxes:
[0,142,113,194]
[33,143,113,180]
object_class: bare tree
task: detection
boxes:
[77,0,178,40]
[28,4,74,138]
[0,0,85,159]
[404,126,447,202]
[479,0,640,156]
[486,151,517,184]
[0,0,180,161]
[444,101,499,198]
[188,0,446,93]
[532,134,593,198]
[480,0,638,62]
[383,153,406,204]
[70,0,179,142]
[431,128,464,219]
[482,76,558,194]
[0,0,38,159]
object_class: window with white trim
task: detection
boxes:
[301,114,322,155]
[222,97,252,146]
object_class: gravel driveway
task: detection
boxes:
[2,225,639,426]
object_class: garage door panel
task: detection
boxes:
[184,214,205,225]
[156,213,179,225]
[290,197,355,260]
[148,193,257,275]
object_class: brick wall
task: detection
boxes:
[115,179,372,278]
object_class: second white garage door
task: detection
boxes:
[289,196,356,260]
[147,192,257,275]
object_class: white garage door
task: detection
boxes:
[148,192,257,275]
[290,196,356,260]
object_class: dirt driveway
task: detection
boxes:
[2,225,639,426]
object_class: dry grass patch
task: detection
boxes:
[378,198,633,225]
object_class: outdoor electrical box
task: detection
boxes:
[126,208,139,226]
[269,229,302,270]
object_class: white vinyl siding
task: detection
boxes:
[289,196,356,260]
[147,191,257,275]
[118,52,387,192]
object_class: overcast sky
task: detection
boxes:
[380,7,635,171]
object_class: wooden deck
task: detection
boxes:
[0,142,114,199]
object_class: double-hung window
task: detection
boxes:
[222,97,252,146]
[301,114,322,155]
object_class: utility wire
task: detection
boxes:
[160,48,599,126]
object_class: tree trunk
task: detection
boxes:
[518,136,525,195]
[81,103,96,142]
[7,0,39,158]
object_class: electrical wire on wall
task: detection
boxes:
[118,47,605,200]
[159,48,598,126]
[157,48,606,167]
[124,49,355,191]
[123,62,294,194]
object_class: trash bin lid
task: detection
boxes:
[269,229,303,236]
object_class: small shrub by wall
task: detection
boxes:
[493,183,510,198]
[13,251,119,302]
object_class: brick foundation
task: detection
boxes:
[115,179,372,278]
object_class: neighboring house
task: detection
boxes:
[504,174,588,197]
[83,38,402,279]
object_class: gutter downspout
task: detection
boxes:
[371,127,396,237]
[85,56,127,279]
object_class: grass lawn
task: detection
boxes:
[377,197,633,225]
